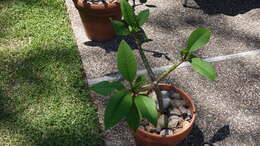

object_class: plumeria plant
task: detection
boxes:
[90,0,216,131]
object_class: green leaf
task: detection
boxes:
[90,81,113,96]
[129,26,141,33]
[187,54,198,62]
[90,81,125,96]
[191,58,217,81]
[133,75,146,89]
[187,28,211,53]
[127,102,141,130]
[135,95,158,126]
[137,9,149,26]
[185,54,198,62]
[110,81,125,90]
[120,0,137,26]
[180,48,189,58]
[104,91,133,129]
[117,40,137,82]
[111,20,130,36]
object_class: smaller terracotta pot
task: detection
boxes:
[73,0,121,42]
[133,84,196,146]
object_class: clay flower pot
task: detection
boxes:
[133,83,196,146]
[73,0,121,42]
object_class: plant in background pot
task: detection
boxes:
[90,0,217,145]
[73,0,147,42]
[73,0,122,42]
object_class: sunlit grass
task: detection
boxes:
[0,0,103,145]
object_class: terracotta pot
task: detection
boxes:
[133,83,196,146]
[73,0,121,42]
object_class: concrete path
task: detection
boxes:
[65,0,260,145]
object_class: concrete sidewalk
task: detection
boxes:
[65,0,260,145]
[66,0,260,80]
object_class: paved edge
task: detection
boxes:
[64,0,90,55]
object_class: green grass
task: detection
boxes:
[0,0,103,145]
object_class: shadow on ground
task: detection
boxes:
[179,125,230,146]
[84,36,135,53]
[131,0,158,9]
[146,5,260,54]
[183,0,260,16]
[84,35,171,60]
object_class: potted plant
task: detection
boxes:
[72,0,146,42]
[90,0,217,145]
[73,0,122,42]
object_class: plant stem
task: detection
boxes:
[132,33,183,128]
[132,0,136,9]
[136,84,153,93]
[133,36,165,114]
[156,60,184,84]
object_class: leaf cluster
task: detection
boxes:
[91,40,158,130]
[90,0,217,131]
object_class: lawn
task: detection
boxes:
[0,0,103,145]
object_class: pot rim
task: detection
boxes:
[73,0,120,10]
[136,83,196,138]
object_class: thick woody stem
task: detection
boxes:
[134,37,165,114]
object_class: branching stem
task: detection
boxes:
[132,33,184,128]
[156,60,184,84]
[133,36,165,114]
